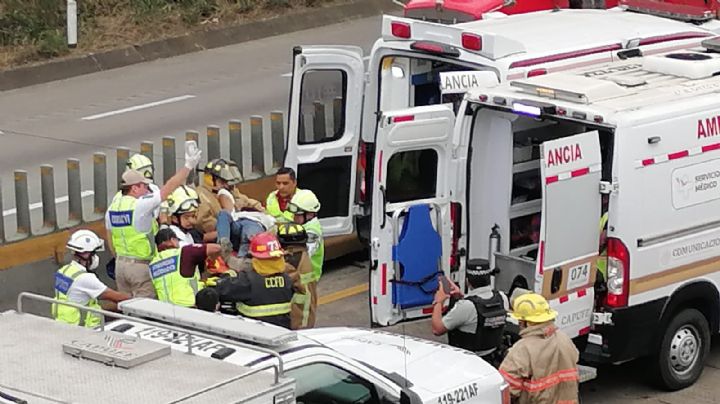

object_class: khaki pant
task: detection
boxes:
[116,257,156,299]
[291,280,317,330]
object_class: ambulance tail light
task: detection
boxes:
[391,21,411,39]
[461,33,482,51]
[606,237,630,308]
[501,383,511,404]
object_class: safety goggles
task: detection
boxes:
[287,202,304,214]
[175,198,200,214]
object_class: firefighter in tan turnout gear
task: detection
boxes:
[277,223,317,329]
[499,293,580,404]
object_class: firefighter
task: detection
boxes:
[288,189,324,282]
[149,228,222,307]
[499,293,580,404]
[106,141,202,298]
[431,259,509,366]
[266,167,298,223]
[195,158,265,255]
[165,185,203,245]
[215,233,302,328]
[52,230,130,327]
[277,223,317,329]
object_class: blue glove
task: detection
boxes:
[106,258,116,280]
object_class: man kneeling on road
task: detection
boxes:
[499,293,580,404]
[431,259,509,366]
[53,230,130,328]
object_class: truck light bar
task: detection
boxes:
[510,81,589,104]
[620,0,716,22]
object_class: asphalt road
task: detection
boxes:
[0,15,382,235]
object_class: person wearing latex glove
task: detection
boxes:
[105,141,202,298]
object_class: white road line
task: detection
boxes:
[3,190,95,217]
[281,55,372,78]
[81,95,196,121]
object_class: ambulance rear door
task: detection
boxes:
[536,130,602,338]
[284,46,365,236]
[369,104,457,326]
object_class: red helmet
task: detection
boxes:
[249,232,284,259]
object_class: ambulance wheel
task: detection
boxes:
[655,308,710,391]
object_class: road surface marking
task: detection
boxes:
[81,95,196,121]
[3,190,94,217]
[281,56,371,78]
[318,283,368,306]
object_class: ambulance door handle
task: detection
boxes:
[379,185,387,229]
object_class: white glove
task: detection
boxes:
[184,141,202,170]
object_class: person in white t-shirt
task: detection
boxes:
[52,230,130,327]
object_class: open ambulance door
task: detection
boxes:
[536,130,602,339]
[369,104,457,326]
[284,46,364,236]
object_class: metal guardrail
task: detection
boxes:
[16,292,285,383]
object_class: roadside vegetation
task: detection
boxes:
[0,0,329,68]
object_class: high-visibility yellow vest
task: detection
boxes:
[108,194,158,260]
[52,263,102,328]
[149,248,202,307]
[266,191,296,223]
[303,218,324,282]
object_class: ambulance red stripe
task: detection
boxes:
[381,263,387,295]
[638,141,720,167]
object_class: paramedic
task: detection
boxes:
[149,228,222,307]
[266,167,298,223]
[215,233,298,328]
[431,259,509,365]
[499,293,580,404]
[277,223,317,329]
[53,230,130,327]
[289,189,324,282]
[196,158,265,253]
[106,141,203,298]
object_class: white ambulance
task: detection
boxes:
[375,38,720,390]
[284,8,714,242]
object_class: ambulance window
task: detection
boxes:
[286,363,380,404]
[385,149,438,203]
[298,69,346,145]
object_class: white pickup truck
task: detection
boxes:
[108,298,510,404]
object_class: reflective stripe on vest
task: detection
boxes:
[149,248,201,307]
[266,191,295,223]
[304,218,324,281]
[237,302,291,317]
[109,194,157,260]
[52,263,102,328]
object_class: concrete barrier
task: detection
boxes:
[0,108,362,270]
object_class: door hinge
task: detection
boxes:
[599,181,618,194]
[352,204,364,216]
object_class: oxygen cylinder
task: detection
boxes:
[488,224,501,270]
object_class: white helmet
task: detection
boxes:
[67,230,105,253]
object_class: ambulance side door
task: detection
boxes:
[536,130,602,338]
[284,46,365,237]
[369,104,457,326]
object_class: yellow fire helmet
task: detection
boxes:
[166,185,200,215]
[288,189,321,213]
[510,293,558,323]
[126,154,154,180]
[277,223,308,245]
[202,158,243,187]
